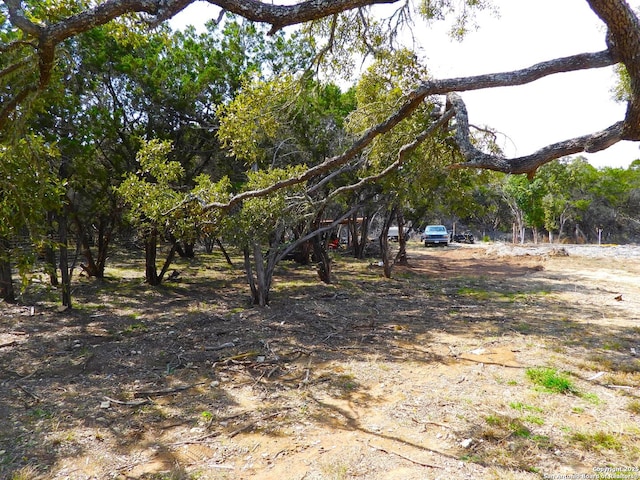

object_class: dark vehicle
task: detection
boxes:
[452,231,475,244]
[423,225,449,247]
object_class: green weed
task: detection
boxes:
[333,374,359,394]
[10,466,41,480]
[121,322,147,335]
[485,415,532,438]
[578,392,601,404]
[27,408,54,420]
[509,402,543,413]
[523,415,544,425]
[525,367,578,394]
[569,431,622,451]
[457,287,491,300]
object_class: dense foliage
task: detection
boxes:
[1,6,639,306]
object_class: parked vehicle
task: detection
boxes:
[387,226,410,242]
[452,231,475,244]
[423,225,449,246]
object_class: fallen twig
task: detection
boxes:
[205,342,236,351]
[103,396,152,406]
[411,417,451,429]
[18,385,42,402]
[170,431,220,446]
[214,351,260,364]
[228,422,256,438]
[364,440,442,468]
[133,382,205,398]
[228,411,285,438]
[457,356,525,369]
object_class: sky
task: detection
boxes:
[171,0,639,169]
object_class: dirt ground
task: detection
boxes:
[1,242,639,480]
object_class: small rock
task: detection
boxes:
[459,438,473,448]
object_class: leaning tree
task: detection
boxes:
[2,0,640,202]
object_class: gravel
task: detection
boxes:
[481,242,640,258]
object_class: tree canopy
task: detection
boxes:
[2,0,640,182]
[2,0,640,306]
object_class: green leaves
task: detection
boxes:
[227,165,309,248]
[136,139,184,184]
[217,77,290,166]
[117,139,232,243]
[118,140,184,234]
[418,0,497,40]
[0,134,63,285]
[0,135,62,238]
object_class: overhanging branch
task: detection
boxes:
[209,0,400,34]
[447,93,626,177]
[416,50,614,95]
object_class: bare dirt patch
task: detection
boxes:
[1,243,639,479]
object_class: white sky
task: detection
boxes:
[171,0,640,169]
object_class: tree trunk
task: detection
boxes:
[348,211,361,257]
[175,241,195,258]
[145,230,159,286]
[242,243,271,306]
[203,236,215,254]
[94,220,111,278]
[310,210,332,284]
[78,228,100,277]
[379,205,397,279]
[158,243,178,283]
[252,242,269,306]
[244,247,258,303]
[44,243,59,286]
[312,234,332,283]
[144,233,177,286]
[216,239,233,266]
[77,219,111,279]
[351,212,371,259]
[394,208,408,265]
[380,233,391,278]
[59,213,72,308]
[44,212,59,286]
[0,238,15,303]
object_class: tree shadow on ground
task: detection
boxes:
[1,246,639,478]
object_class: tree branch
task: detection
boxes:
[204,89,430,210]
[2,0,639,180]
[204,50,617,208]
[328,109,454,199]
[417,50,614,95]
[447,93,625,177]
[587,0,640,139]
[208,0,400,34]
